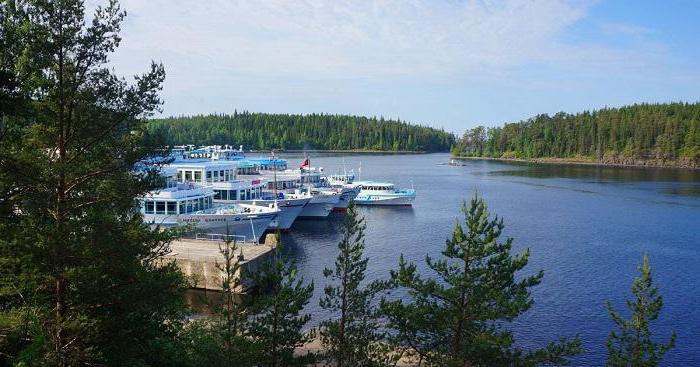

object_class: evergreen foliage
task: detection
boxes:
[181,235,255,367]
[451,103,700,164]
[246,244,316,367]
[148,113,455,152]
[319,204,395,367]
[0,0,189,365]
[381,194,582,366]
[606,255,676,367]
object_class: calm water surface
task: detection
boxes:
[275,153,700,366]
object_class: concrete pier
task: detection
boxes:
[162,234,278,291]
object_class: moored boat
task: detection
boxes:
[178,203,280,243]
[139,182,279,242]
[141,182,215,226]
[298,189,340,218]
[353,181,416,206]
[236,192,311,230]
[324,173,361,211]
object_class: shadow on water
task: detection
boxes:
[357,205,416,216]
[487,161,700,183]
[664,186,700,197]
[185,289,226,317]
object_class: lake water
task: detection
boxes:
[275,152,700,366]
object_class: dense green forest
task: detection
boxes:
[148,112,455,152]
[452,102,700,166]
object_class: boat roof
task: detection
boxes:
[168,160,253,169]
[247,157,287,165]
[355,181,394,186]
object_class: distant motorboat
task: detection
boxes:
[353,181,416,206]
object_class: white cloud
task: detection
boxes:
[109,0,592,80]
[88,0,698,126]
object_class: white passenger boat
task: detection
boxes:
[167,160,310,231]
[324,173,361,212]
[141,183,215,225]
[245,163,339,218]
[140,182,279,242]
[178,203,279,243]
[170,144,246,162]
[353,181,416,206]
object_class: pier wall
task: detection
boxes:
[161,233,278,291]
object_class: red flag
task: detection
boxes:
[300,158,310,169]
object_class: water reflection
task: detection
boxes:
[663,186,700,197]
[185,289,225,317]
[488,161,700,183]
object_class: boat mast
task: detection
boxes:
[302,152,311,194]
[271,150,278,208]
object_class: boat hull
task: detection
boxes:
[299,195,338,218]
[353,195,415,206]
[332,187,360,212]
[235,197,310,230]
[177,212,277,243]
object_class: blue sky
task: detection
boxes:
[107,0,700,133]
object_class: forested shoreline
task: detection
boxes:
[148,112,455,152]
[452,102,700,168]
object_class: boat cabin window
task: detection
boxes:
[155,201,165,214]
[145,201,154,214]
[167,201,176,214]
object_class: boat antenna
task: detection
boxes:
[358,161,362,181]
[271,150,278,209]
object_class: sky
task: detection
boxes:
[104,0,700,134]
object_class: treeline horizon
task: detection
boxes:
[148,112,455,152]
[451,102,700,165]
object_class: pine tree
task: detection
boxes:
[182,233,255,367]
[0,1,188,365]
[216,236,253,365]
[381,194,582,366]
[319,204,395,367]
[606,255,676,367]
[246,242,316,367]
